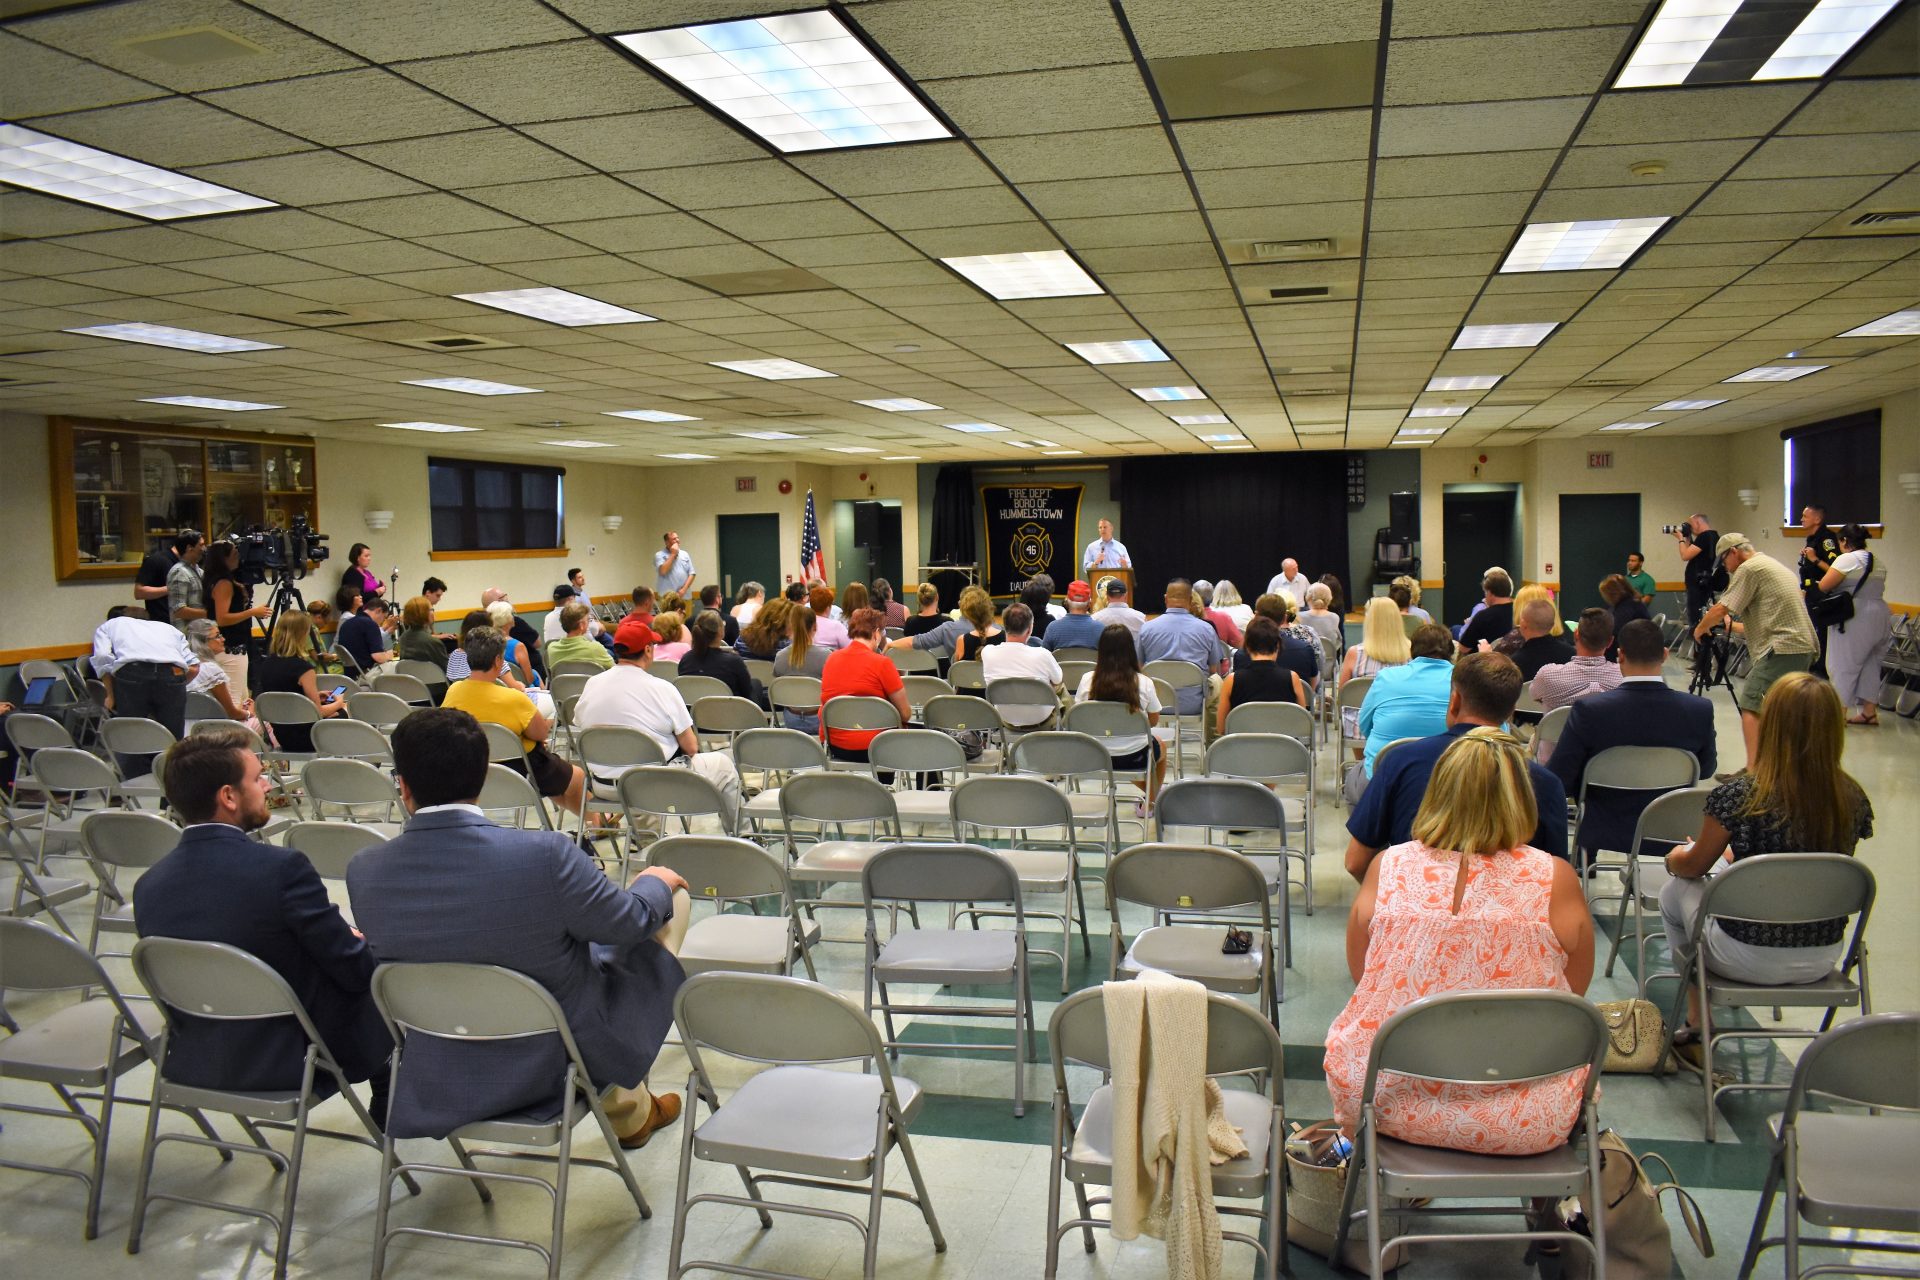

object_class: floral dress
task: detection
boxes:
[1324,841,1585,1156]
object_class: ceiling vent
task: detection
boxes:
[1576,377,1640,387]
[1267,285,1331,300]
[120,25,267,66]
[1850,210,1920,227]
[1809,207,1920,238]
[391,334,515,352]
[1253,239,1332,259]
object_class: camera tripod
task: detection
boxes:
[263,570,305,644]
[1688,627,1738,699]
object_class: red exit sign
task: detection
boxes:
[735,476,756,492]
[1587,451,1612,469]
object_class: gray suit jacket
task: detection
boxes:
[346,808,682,1138]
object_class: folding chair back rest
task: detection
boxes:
[779,771,897,824]
[371,673,432,704]
[768,675,820,711]
[1108,843,1267,913]
[733,727,827,773]
[675,971,881,1067]
[310,718,393,760]
[477,763,548,823]
[134,937,311,1025]
[822,695,900,733]
[1533,705,1573,753]
[952,773,1072,829]
[1157,777,1287,833]
[868,728,966,773]
[549,673,591,706]
[578,725,668,770]
[7,712,74,751]
[691,696,764,734]
[1009,730,1111,777]
[1793,1012,1920,1113]
[481,721,526,763]
[865,843,1018,905]
[1053,647,1098,664]
[283,820,388,879]
[1337,677,1373,712]
[1062,699,1147,742]
[1144,660,1204,691]
[619,766,728,821]
[675,675,731,705]
[1366,991,1606,1097]
[82,810,179,869]
[985,676,1059,708]
[191,720,271,753]
[256,691,319,726]
[1629,786,1710,854]
[26,746,118,792]
[947,659,985,690]
[645,835,786,902]
[1050,985,1283,1080]
[374,962,574,1047]
[1223,700,1315,741]
[302,757,397,806]
[921,694,1002,733]
[0,916,118,992]
[1699,853,1874,929]
[1585,744,1700,791]
[347,691,413,727]
[101,717,176,756]
[1206,732,1311,781]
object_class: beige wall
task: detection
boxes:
[1527,434,1736,592]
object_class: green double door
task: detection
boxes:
[1559,493,1641,615]
[716,513,783,602]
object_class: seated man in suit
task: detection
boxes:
[1344,651,1569,881]
[1548,618,1717,860]
[134,727,393,1121]
[347,707,690,1147]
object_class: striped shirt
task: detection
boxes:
[1529,655,1622,711]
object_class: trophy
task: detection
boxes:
[265,456,278,490]
[290,455,304,490]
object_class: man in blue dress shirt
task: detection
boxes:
[1081,518,1130,573]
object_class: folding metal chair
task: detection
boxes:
[17,745,123,864]
[392,659,448,696]
[947,658,985,693]
[7,710,77,805]
[1046,985,1286,1280]
[548,660,606,681]
[1008,729,1126,861]
[79,809,178,958]
[1156,776,1295,974]
[2,810,90,938]
[984,674,1063,738]
[1531,703,1573,764]
[98,717,175,805]
[1205,731,1317,917]
[769,674,821,727]
[643,834,817,980]
[310,716,395,764]
[690,694,763,752]
[1602,785,1711,992]
[1144,660,1206,775]
[129,937,413,1278]
[863,843,1035,1116]
[1738,1011,1920,1280]
[283,819,388,925]
[347,689,414,733]
[254,691,322,771]
[1106,843,1277,1024]
[950,774,1087,993]
[668,972,944,1280]
[888,646,940,674]
[300,757,403,833]
[617,766,735,876]
[919,693,1006,772]
[1573,744,1700,887]
[477,762,555,831]
[481,719,528,765]
[369,962,652,1279]
[1224,698,1316,748]
[1052,646,1098,665]
[371,672,433,706]
[866,728,967,838]
[653,657,679,679]
[1061,699,1156,813]
[901,673,952,720]
[743,658,776,688]
[1331,990,1610,1279]
[778,772,900,925]
[820,695,901,771]
[732,726,827,841]
[1335,675,1375,807]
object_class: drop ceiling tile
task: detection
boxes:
[921,65,1159,138]
[1174,110,1373,168]
[204,69,491,145]
[27,98,314,172]
[186,151,429,205]
[629,245,789,278]
[178,209,386,252]
[1781,79,1920,135]
[1385,27,1628,105]
[1577,83,1812,146]
[316,193,522,238]
[289,239,470,275]
[461,176,671,224]
[398,37,686,123]
[1126,0,1380,56]
[1373,149,1559,199]
[853,187,1038,231]
[700,201,882,242]
[413,226,601,264]
[1370,191,1534,232]
[253,0,579,61]
[1531,184,1710,221]
[1193,161,1369,210]
[183,253,346,286]
[11,0,365,92]
[0,30,169,118]
[545,212,729,254]
[1053,209,1214,249]
[977,126,1180,183]
[1735,132,1920,180]
[525,109,767,172]
[44,224,251,265]
[1392,0,1645,36]
[1368,226,1515,257]
[344,129,587,187]
[1695,175,1887,216]
[760,234,923,268]
[1661,211,1831,244]
[1379,97,1587,156]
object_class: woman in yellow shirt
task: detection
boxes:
[443,627,585,817]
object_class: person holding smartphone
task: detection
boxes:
[252,611,346,753]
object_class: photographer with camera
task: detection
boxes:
[1694,533,1816,777]
[1670,513,1719,628]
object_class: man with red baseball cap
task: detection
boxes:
[1042,579,1107,652]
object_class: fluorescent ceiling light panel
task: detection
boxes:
[403,377,541,395]
[1396,426,1450,436]
[1065,339,1170,365]
[1755,0,1900,80]
[1500,218,1668,272]
[1615,0,1742,87]
[380,421,478,434]
[454,288,655,326]
[1214,444,1254,451]
[1408,406,1468,418]
[612,10,950,153]
[0,123,275,220]
[1170,413,1230,426]
[550,439,616,448]
[827,446,880,453]
[1196,433,1245,443]
[941,250,1102,300]
[1723,364,1827,382]
[139,395,280,411]
[66,323,280,353]
[1838,308,1920,337]
[1042,449,1083,456]
[605,409,700,422]
[1600,421,1661,432]
[1653,398,1727,410]
[944,422,1008,433]
[1453,323,1557,349]
[710,358,836,379]
[1131,385,1205,401]
[882,455,921,461]
[856,398,940,411]
[1616,0,1896,88]
[658,452,717,460]
[1005,441,1035,449]
[1391,439,1434,446]
[1425,375,1501,391]
[738,430,803,440]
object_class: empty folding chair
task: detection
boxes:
[673,674,731,708]
[1107,843,1276,1023]
[864,844,1036,1116]
[1156,777,1295,972]
[820,695,901,771]
[866,728,967,838]
[1205,732,1317,917]
[128,937,413,1278]
[888,646,940,674]
[347,690,414,733]
[2,811,90,937]
[371,672,433,706]
[732,727,827,841]
[644,834,817,980]
[98,717,175,805]
[476,762,554,832]
[1602,786,1711,992]
[667,972,944,1280]
[1008,730,1123,860]
[617,765,735,875]
[310,716,395,765]
[79,809,179,958]
[690,694,763,753]
[901,673,952,720]
[283,819,388,925]
[7,710,77,804]
[1737,1011,1920,1280]
[1331,991,1610,1278]
[778,772,900,929]
[368,962,652,1280]
[17,745,122,864]
[950,774,1087,993]
[1224,699,1316,748]
[919,693,1006,772]
[300,757,403,832]
[1046,985,1286,1280]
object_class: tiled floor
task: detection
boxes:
[4,656,1914,1279]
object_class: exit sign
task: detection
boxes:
[735,476,756,492]
[1587,452,1612,469]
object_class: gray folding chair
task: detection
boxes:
[481,719,528,765]
[1602,785,1712,992]
[310,716,395,764]
[1143,660,1206,775]
[254,691,322,770]
[946,658,985,693]
[347,689,414,733]
[300,757,403,832]
[950,774,1087,993]
[1331,991,1610,1279]
[477,762,554,831]
[1335,675,1375,807]
[128,937,412,1278]
[1106,843,1276,1024]
[1659,854,1876,1141]
[1156,776,1295,973]
[919,693,1007,772]
[184,688,229,729]
[393,659,448,694]
[79,809,178,958]
[984,674,1063,737]
[1008,730,1126,860]
[617,765,735,875]
[1056,659,1094,692]
[1574,743,1700,883]
[866,728,968,838]
[653,657,679,679]
[1205,731,1318,917]
[1738,1011,1920,1280]
[1224,698,1316,747]
[6,710,77,804]
[732,727,827,840]
[17,745,122,863]
[369,962,652,1280]
[1061,699,1156,809]
[1531,703,1573,764]
[690,694,764,752]
[98,717,175,804]
[1046,985,1286,1280]
[668,971,944,1280]
[778,771,900,923]
[643,834,817,980]
[863,844,1035,1116]
[2,810,90,938]
[820,694,901,770]
[673,674,731,708]
[901,673,951,719]
[888,646,940,674]
[768,674,821,724]
[743,658,777,687]
[548,660,606,681]
[283,819,388,926]
[371,672,433,706]
[1052,646,1098,665]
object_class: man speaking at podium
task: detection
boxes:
[1082,518,1130,574]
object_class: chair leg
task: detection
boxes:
[1738,1149,1785,1278]
[273,1081,316,1279]
[1362,1122,1386,1280]
[1045,1106,1065,1279]
[447,1137,494,1204]
[1265,1108,1286,1280]
[126,1057,169,1253]
[369,1132,398,1280]
[1330,1118,1362,1266]
[667,1077,700,1279]
[1783,1136,1802,1280]
[1603,864,1633,977]
[547,1083,577,1280]
[583,1089,651,1219]
[1699,967,1719,1142]
[890,1112,945,1253]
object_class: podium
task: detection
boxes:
[1088,566,1134,603]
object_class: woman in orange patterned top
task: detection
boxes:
[1324,726,1594,1155]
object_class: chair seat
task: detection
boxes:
[449,1084,619,1147]
[1775,1112,1920,1232]
[2,873,90,913]
[695,1065,923,1181]
[1370,1132,1592,1200]
[155,1078,311,1123]
[791,840,891,882]
[313,819,402,840]
[1068,1083,1273,1200]
[873,928,1019,984]
[741,789,782,818]
[1121,926,1265,992]
[679,914,802,976]
[119,772,164,795]
[965,748,1004,772]
[96,901,137,931]
[1707,968,1860,1008]
[0,998,158,1086]
[1065,792,1110,826]
[993,847,1071,890]
[891,790,956,823]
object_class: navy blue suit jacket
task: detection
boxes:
[1548,679,1717,855]
[133,824,389,1091]
[1346,722,1569,859]
[346,808,683,1138]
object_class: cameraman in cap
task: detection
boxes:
[1694,532,1816,777]
[1673,513,1719,628]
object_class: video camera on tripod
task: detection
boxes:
[1689,622,1737,698]
[233,513,329,587]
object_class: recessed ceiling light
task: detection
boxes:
[657,452,717,460]
[1397,426,1450,436]
[139,395,280,411]
[1425,375,1501,391]
[1616,0,1898,88]
[1213,444,1254,451]
[549,439,617,448]
[1758,0,1900,80]
[0,122,275,220]
[1408,406,1468,418]
[404,377,542,396]
[1500,218,1669,273]
[1006,440,1035,449]
[611,10,950,153]
[1453,323,1557,349]
[1652,398,1727,410]
[1131,385,1205,401]
[1600,421,1661,432]
[738,430,803,440]
[1066,339,1170,365]
[380,421,479,433]
[1723,365,1827,383]
[710,358,836,379]
[941,250,1102,300]
[1042,449,1084,456]
[827,445,880,453]
[1838,308,1920,337]
[944,422,1008,433]
[1391,439,1435,446]
[882,454,921,460]
[605,408,700,422]
[1196,433,1244,443]
[856,397,940,411]
[1170,413,1230,425]
[66,323,281,353]
[454,288,655,326]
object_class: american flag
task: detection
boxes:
[800,488,825,583]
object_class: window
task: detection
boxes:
[428,457,564,551]
[1782,410,1880,526]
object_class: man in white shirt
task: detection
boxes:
[543,583,606,643]
[571,622,740,825]
[1095,578,1147,634]
[654,531,696,598]
[980,604,1063,728]
[93,605,200,769]
[1081,518,1130,574]
[1266,558,1310,606]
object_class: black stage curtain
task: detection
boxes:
[1116,452,1352,606]
[926,463,977,567]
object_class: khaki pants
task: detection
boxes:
[603,887,691,1133]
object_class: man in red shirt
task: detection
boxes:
[818,607,910,764]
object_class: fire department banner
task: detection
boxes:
[980,484,1083,598]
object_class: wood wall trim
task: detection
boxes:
[1,642,93,663]
[428,547,570,561]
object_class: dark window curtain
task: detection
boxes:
[1784,410,1880,525]
[927,464,977,565]
[1116,453,1352,606]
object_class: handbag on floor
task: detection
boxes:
[1596,998,1674,1074]
[1281,1120,1408,1272]
[1543,1131,1711,1280]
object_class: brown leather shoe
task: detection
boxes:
[617,1091,682,1150]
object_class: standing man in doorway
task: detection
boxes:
[655,530,696,599]
[1082,518,1130,574]
[1674,513,1719,629]
[1624,551,1656,606]
[1796,503,1841,679]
